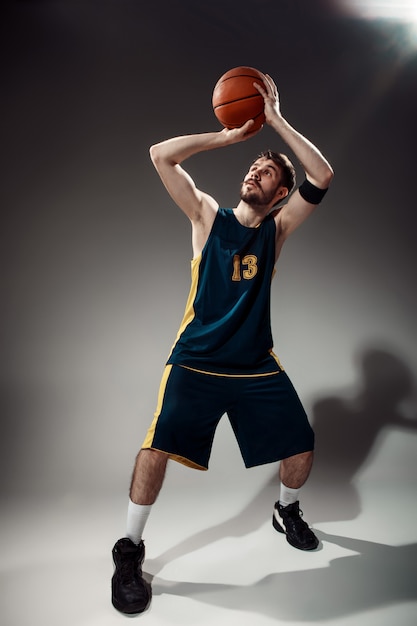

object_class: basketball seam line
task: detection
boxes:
[213,94,263,108]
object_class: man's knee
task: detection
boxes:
[282,450,313,463]
[138,448,168,465]
[130,449,168,505]
[280,451,314,488]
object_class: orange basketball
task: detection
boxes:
[212,66,266,131]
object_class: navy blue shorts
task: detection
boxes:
[142,365,314,470]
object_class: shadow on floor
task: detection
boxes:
[151,532,417,622]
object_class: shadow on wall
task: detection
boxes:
[308,345,417,523]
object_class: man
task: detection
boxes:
[111,74,334,615]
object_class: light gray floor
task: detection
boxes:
[2,437,416,626]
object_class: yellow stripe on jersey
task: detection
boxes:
[166,253,201,361]
[270,350,285,371]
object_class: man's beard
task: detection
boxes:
[240,181,276,207]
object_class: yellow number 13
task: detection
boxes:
[232,254,258,281]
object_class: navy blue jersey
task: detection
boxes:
[167,208,282,375]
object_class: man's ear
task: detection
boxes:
[274,186,289,203]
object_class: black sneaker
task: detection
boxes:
[111,538,152,614]
[272,501,319,551]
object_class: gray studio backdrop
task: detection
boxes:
[2,0,416,499]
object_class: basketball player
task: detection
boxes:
[111,74,334,614]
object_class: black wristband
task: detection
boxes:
[298,178,328,204]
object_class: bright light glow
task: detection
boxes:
[338,0,417,21]
[337,0,417,51]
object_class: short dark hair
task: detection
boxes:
[256,150,296,195]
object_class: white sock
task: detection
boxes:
[279,482,300,507]
[126,499,152,544]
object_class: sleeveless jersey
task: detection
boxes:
[167,208,281,375]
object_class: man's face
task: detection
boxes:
[240,157,284,207]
